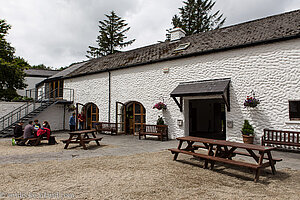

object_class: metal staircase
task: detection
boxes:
[0,88,74,137]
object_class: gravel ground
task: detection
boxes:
[0,133,299,199]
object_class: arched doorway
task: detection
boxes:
[116,101,146,135]
[85,103,99,129]
[76,102,99,130]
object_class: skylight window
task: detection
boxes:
[173,42,191,53]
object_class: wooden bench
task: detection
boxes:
[193,144,282,162]
[139,125,168,141]
[169,136,279,182]
[15,135,53,146]
[95,122,117,135]
[169,148,260,170]
[262,129,300,149]
[62,130,102,150]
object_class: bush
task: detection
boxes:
[157,116,165,125]
[241,120,254,136]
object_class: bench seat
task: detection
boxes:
[262,129,300,149]
[193,144,282,162]
[169,148,259,169]
[139,125,168,141]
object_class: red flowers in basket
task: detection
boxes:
[153,102,167,110]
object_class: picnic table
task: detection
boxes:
[62,129,102,150]
[169,136,282,182]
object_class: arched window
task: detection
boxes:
[116,101,146,135]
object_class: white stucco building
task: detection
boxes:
[35,10,300,143]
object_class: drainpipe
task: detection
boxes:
[108,71,111,123]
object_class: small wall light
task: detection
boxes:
[177,119,183,126]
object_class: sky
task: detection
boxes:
[0,0,299,69]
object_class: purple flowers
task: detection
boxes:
[244,96,260,107]
[153,102,167,110]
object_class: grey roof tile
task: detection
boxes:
[66,9,300,78]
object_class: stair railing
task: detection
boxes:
[0,88,74,132]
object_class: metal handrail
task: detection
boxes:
[0,88,74,131]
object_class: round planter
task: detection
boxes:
[242,135,254,144]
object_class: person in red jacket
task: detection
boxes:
[78,111,85,130]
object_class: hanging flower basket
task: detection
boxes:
[244,92,260,108]
[153,102,167,110]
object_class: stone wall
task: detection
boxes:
[64,38,300,143]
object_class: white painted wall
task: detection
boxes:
[0,102,25,118]
[0,102,70,131]
[65,38,300,143]
[17,76,46,96]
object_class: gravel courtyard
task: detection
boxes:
[0,133,300,200]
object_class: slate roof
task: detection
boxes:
[25,69,58,77]
[49,61,88,80]
[66,9,300,78]
[170,78,230,97]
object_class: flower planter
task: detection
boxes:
[242,135,254,144]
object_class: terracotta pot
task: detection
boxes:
[242,135,254,144]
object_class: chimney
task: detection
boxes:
[168,28,186,41]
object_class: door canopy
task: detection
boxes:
[170,78,231,112]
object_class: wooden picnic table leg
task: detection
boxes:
[267,151,276,175]
[91,131,100,146]
[204,144,214,169]
[254,151,264,182]
[174,140,183,160]
[64,134,74,149]
[186,141,195,152]
[77,134,87,150]
[211,145,222,169]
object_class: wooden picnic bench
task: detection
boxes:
[95,122,117,135]
[262,129,300,149]
[15,135,55,146]
[62,129,102,150]
[169,136,281,182]
[138,125,168,141]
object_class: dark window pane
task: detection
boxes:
[143,107,146,114]
[135,124,141,132]
[92,105,97,113]
[135,104,141,114]
[135,115,141,123]
[92,115,96,121]
[143,115,146,123]
[289,101,300,119]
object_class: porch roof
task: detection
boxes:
[170,78,230,97]
[170,78,231,112]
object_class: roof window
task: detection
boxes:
[173,42,191,54]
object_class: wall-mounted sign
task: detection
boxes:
[162,68,169,73]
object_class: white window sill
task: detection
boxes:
[285,120,300,125]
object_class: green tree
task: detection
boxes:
[86,11,135,58]
[171,0,226,35]
[30,64,53,70]
[0,19,29,101]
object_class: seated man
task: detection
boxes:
[14,122,24,138]
[23,121,34,139]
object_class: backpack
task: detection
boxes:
[48,136,57,145]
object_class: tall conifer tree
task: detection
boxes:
[87,11,135,58]
[172,0,226,35]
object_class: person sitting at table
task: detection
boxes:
[23,121,34,139]
[43,121,51,130]
[14,121,24,138]
[34,119,41,131]
[36,127,51,140]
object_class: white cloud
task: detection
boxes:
[0,0,299,68]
